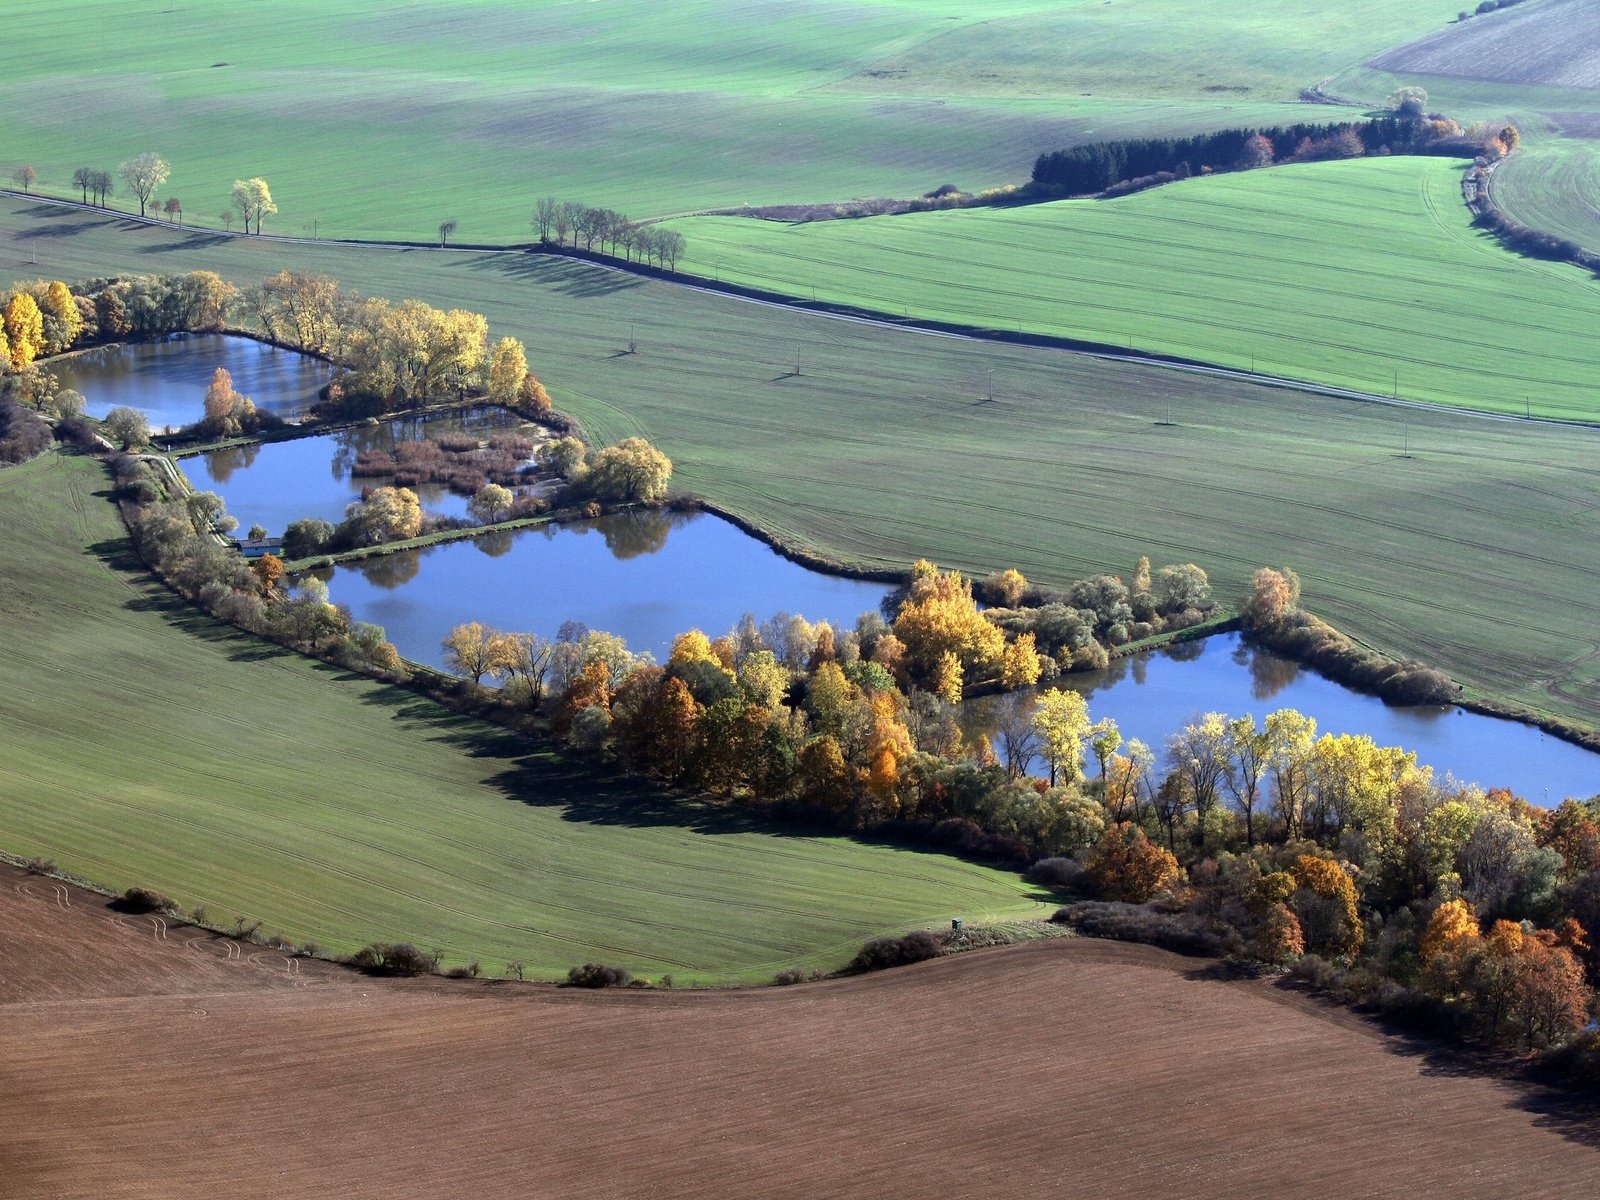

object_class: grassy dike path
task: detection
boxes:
[0,451,1048,982]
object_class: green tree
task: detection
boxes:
[119,152,169,217]
[103,406,151,448]
[469,483,514,524]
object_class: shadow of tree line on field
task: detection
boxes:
[1179,959,1600,1153]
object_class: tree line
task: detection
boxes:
[1030,113,1480,197]
[531,199,686,269]
[12,152,279,235]
[107,436,1600,1073]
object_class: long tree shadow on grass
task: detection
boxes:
[456,251,644,298]
[142,232,234,253]
[19,219,105,239]
[353,686,812,838]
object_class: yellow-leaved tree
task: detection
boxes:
[488,336,528,404]
[4,293,44,370]
[892,560,1005,693]
[40,281,83,354]
[1031,688,1091,787]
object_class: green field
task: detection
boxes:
[665,157,1600,418]
[4,195,1600,731]
[0,0,1460,239]
[0,451,1046,981]
[1493,137,1600,253]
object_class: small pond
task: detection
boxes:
[182,406,541,534]
[309,510,892,663]
[963,631,1600,804]
[50,333,327,432]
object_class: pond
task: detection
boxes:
[182,406,542,534]
[309,510,892,664]
[49,333,327,433]
[963,631,1600,804]
[45,334,1600,802]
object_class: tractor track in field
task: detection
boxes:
[8,189,1600,434]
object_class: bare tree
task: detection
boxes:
[533,197,558,242]
[119,152,169,217]
[656,229,686,270]
[557,200,585,246]
[92,171,113,206]
[12,165,38,194]
[163,197,182,225]
[72,168,94,202]
[220,210,234,232]
[438,219,457,248]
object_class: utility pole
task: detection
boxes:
[628,323,637,355]
[794,343,803,377]
[986,369,993,402]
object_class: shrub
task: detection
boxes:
[1289,952,1344,990]
[445,960,482,979]
[1054,901,1235,957]
[847,929,944,973]
[348,942,440,976]
[773,967,824,985]
[1026,856,1088,891]
[24,856,56,875]
[565,962,634,988]
[119,886,179,914]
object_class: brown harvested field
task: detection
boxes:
[3,869,1598,1200]
[1369,0,1600,88]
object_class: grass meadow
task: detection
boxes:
[665,157,1600,419]
[4,195,1600,730]
[0,451,1047,980]
[0,0,1459,239]
[1493,138,1600,254]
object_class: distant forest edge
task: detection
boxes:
[1029,114,1491,199]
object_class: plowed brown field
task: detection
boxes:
[3,866,1597,1199]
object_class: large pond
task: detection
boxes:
[183,407,540,533]
[309,510,892,664]
[964,631,1600,804]
[50,333,327,433]
[48,334,1600,802]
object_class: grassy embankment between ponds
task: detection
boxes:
[0,450,1049,982]
[6,190,1600,733]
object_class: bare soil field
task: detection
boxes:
[3,870,1597,1199]
[1369,0,1600,88]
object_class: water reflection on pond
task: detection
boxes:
[963,632,1600,804]
[49,334,327,432]
[183,406,540,535]
[311,510,891,663]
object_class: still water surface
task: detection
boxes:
[964,632,1600,803]
[311,510,893,664]
[185,407,536,534]
[50,334,327,432]
[50,335,1600,801]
